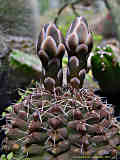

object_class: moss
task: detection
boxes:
[9,49,42,76]
[91,45,120,94]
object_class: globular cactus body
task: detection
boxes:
[2,87,120,159]
[65,17,93,88]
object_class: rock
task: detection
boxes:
[0,49,42,113]
[0,0,36,38]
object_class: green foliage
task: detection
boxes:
[93,34,103,42]
[1,154,6,160]
[59,24,69,37]
[91,45,120,94]
[62,56,68,67]
[17,88,33,103]
[0,153,31,160]
[92,33,103,51]
[92,45,120,73]
[5,106,13,112]
[1,152,13,160]
[7,153,13,160]
[58,15,76,36]
[2,106,13,118]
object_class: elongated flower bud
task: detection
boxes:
[37,24,65,90]
[65,17,93,88]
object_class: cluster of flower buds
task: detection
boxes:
[37,24,65,91]
[65,17,93,88]
[37,17,93,90]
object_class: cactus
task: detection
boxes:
[2,85,120,159]
[91,45,120,95]
[65,17,93,88]
[1,18,120,160]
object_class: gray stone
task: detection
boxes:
[0,0,36,38]
[0,49,42,112]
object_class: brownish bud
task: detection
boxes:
[86,32,93,53]
[70,77,80,89]
[75,44,88,55]
[42,36,57,58]
[66,33,78,50]
[54,87,62,96]
[38,50,49,69]
[69,56,79,69]
[57,43,66,59]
